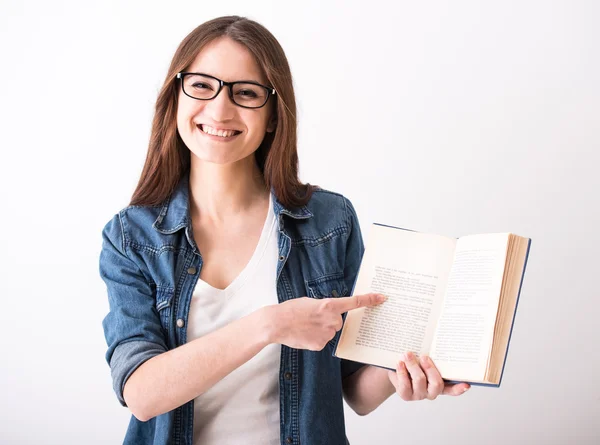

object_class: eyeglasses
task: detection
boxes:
[176,72,276,109]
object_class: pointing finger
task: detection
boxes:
[329,293,387,313]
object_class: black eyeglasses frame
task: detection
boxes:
[176,72,276,109]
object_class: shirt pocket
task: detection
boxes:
[305,273,349,299]
[304,273,349,351]
[155,286,175,332]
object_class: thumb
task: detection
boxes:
[442,383,471,396]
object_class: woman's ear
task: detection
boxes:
[266,114,277,133]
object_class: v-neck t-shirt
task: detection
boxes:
[187,193,281,445]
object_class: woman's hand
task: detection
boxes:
[267,293,386,351]
[388,351,470,401]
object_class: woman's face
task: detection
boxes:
[176,37,276,166]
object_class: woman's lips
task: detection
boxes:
[196,124,241,141]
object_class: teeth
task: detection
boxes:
[200,125,239,138]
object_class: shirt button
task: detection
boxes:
[187,267,197,275]
[279,255,285,261]
[284,372,292,380]
[331,289,339,297]
[176,319,185,328]
[285,438,293,444]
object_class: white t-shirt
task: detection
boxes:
[187,193,281,445]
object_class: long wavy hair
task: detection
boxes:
[129,15,316,208]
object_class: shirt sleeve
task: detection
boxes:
[340,196,368,380]
[99,212,168,407]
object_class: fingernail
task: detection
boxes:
[404,351,413,361]
[463,386,470,392]
[376,294,387,302]
[420,355,430,366]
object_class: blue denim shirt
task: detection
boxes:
[99,171,367,445]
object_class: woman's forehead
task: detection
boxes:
[187,37,267,84]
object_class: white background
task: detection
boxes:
[1,1,598,444]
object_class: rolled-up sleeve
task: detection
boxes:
[99,212,168,407]
[340,196,368,379]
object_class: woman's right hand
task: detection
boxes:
[266,293,387,351]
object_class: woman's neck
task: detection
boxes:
[188,155,269,226]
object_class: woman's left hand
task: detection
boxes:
[387,351,471,401]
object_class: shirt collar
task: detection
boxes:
[152,170,313,234]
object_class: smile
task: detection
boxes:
[197,124,242,138]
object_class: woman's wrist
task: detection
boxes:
[253,304,281,347]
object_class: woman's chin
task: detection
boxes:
[189,148,248,166]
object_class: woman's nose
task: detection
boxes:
[204,85,236,121]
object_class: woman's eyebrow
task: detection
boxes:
[190,71,265,84]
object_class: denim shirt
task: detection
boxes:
[99,171,367,445]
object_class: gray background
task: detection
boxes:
[1,0,597,444]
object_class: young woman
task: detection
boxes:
[99,15,469,445]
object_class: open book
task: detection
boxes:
[334,223,531,386]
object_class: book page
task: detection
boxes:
[429,233,510,381]
[488,235,530,384]
[335,224,456,370]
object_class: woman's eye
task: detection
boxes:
[237,89,258,98]
[192,83,211,89]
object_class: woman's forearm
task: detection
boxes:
[342,365,396,416]
[124,305,277,422]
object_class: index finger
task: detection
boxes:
[329,293,387,313]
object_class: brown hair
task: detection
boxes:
[129,15,316,208]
